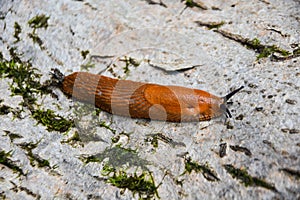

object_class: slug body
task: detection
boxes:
[61,72,243,122]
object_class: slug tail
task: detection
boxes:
[50,68,65,88]
[223,86,244,102]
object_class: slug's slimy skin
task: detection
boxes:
[58,71,243,122]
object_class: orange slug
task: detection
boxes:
[52,69,243,122]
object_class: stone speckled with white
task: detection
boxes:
[0,0,299,199]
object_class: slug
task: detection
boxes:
[52,69,243,122]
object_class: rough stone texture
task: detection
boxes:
[0,0,299,199]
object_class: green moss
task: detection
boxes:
[3,130,23,142]
[83,145,159,198]
[99,120,117,134]
[80,62,95,70]
[26,15,49,50]
[224,164,277,192]
[125,57,140,67]
[0,104,11,115]
[14,185,40,199]
[0,103,22,118]
[258,46,289,59]
[111,132,131,144]
[145,133,185,148]
[0,150,25,176]
[183,0,207,9]
[249,38,261,47]
[32,109,74,133]
[28,33,44,50]
[207,21,225,29]
[18,141,52,168]
[214,30,292,60]
[0,48,43,107]
[26,15,49,49]
[183,157,220,182]
[28,14,50,30]
[61,131,82,145]
[102,164,159,199]
[13,22,22,43]
[145,134,158,148]
[184,0,197,7]
[246,38,291,60]
[1,49,73,132]
[293,47,300,55]
[119,56,140,75]
[111,135,120,143]
[81,144,149,169]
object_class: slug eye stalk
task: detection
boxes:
[223,86,244,102]
[222,86,244,118]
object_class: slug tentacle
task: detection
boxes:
[60,71,244,122]
[223,86,244,102]
[221,86,244,118]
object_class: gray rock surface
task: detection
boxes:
[0,0,299,199]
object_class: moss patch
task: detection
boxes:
[28,14,50,30]
[183,0,208,10]
[224,164,277,192]
[0,104,12,115]
[28,32,44,49]
[272,46,300,61]
[102,164,159,199]
[27,14,49,49]
[0,48,44,107]
[18,141,53,168]
[61,131,82,146]
[81,144,157,199]
[0,47,73,133]
[145,133,185,148]
[81,144,149,169]
[251,38,290,60]
[183,157,220,182]
[119,56,141,76]
[13,22,22,43]
[214,29,292,60]
[3,130,23,142]
[0,102,22,118]
[32,109,74,132]
[0,150,25,176]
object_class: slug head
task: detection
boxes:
[220,86,244,118]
